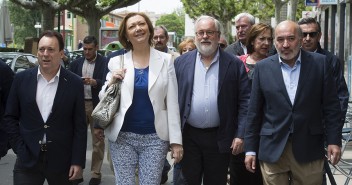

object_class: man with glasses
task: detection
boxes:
[69,36,107,185]
[154,25,180,61]
[298,17,349,185]
[174,15,250,185]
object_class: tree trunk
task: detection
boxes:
[274,3,282,26]
[41,6,55,31]
[289,0,298,21]
[85,14,101,42]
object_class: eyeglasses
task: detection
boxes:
[195,30,219,37]
[153,36,166,41]
[303,32,319,38]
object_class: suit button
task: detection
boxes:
[44,125,49,129]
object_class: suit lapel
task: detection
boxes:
[124,51,135,99]
[29,68,43,121]
[50,67,68,119]
[148,48,163,91]
[269,57,293,106]
[293,50,312,105]
[218,50,230,93]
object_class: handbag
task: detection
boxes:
[91,55,124,129]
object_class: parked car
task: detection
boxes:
[67,49,108,62]
[0,52,38,73]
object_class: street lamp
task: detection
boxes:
[34,22,41,38]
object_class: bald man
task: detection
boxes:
[244,20,342,185]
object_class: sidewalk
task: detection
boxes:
[1,128,352,185]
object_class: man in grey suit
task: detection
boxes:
[244,20,342,185]
[224,13,255,56]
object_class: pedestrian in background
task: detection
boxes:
[225,13,255,56]
[244,20,342,185]
[297,17,348,127]
[78,40,83,50]
[174,15,250,185]
[4,30,87,185]
[230,23,274,185]
[69,35,107,185]
[298,17,349,185]
[0,59,14,160]
[153,24,181,184]
[219,35,228,50]
[101,12,183,184]
[178,38,196,55]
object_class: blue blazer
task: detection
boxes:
[174,49,251,153]
[244,50,342,163]
[4,67,87,172]
[69,54,107,107]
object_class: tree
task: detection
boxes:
[181,0,237,37]
[10,0,65,31]
[8,1,41,47]
[10,0,141,39]
[181,0,277,39]
[67,0,140,39]
[156,11,185,38]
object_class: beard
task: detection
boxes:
[154,42,166,52]
[195,40,218,57]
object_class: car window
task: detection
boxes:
[0,57,13,66]
[14,56,32,73]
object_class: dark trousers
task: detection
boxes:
[229,152,263,185]
[181,123,230,185]
[13,152,71,185]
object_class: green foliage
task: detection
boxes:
[155,11,185,37]
[8,1,40,48]
[296,1,312,20]
[180,0,276,36]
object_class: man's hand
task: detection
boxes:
[93,128,104,141]
[68,165,82,180]
[245,155,256,173]
[327,144,341,165]
[170,144,183,164]
[230,138,243,155]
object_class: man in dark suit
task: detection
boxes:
[174,15,251,185]
[224,12,255,56]
[0,59,14,160]
[298,17,349,185]
[298,17,349,126]
[69,36,106,185]
[4,30,87,185]
[244,20,342,185]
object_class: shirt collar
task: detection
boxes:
[37,66,61,82]
[85,53,97,64]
